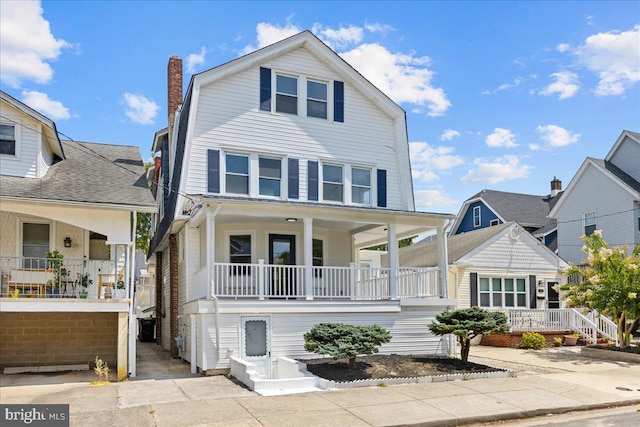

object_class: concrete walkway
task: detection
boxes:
[1,343,639,426]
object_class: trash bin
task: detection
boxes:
[138,318,156,342]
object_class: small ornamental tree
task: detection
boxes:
[303,323,392,369]
[428,307,510,362]
[560,231,640,348]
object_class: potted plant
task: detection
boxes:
[115,279,126,299]
[77,272,92,299]
[45,250,67,297]
[564,333,580,346]
[554,337,563,347]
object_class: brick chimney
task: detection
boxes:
[550,176,562,197]
[167,55,183,143]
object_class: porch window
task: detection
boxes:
[307,80,327,119]
[479,276,527,308]
[230,234,252,275]
[0,124,16,156]
[313,238,323,277]
[583,211,596,236]
[226,154,249,195]
[276,74,298,115]
[352,167,371,205]
[22,223,50,269]
[259,157,281,197]
[473,206,481,227]
[323,164,343,202]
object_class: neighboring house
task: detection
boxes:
[400,222,569,310]
[549,130,640,265]
[148,31,456,377]
[0,90,155,379]
[450,178,563,251]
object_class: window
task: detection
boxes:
[323,164,343,202]
[490,219,499,226]
[473,206,481,227]
[479,277,527,308]
[230,234,252,275]
[226,154,249,195]
[22,223,50,268]
[259,157,281,197]
[0,124,16,156]
[584,211,596,236]
[276,75,297,115]
[352,167,371,205]
[313,238,323,277]
[307,80,327,119]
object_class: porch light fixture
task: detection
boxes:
[64,237,72,248]
[285,218,298,222]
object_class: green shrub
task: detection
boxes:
[304,323,392,369]
[520,332,546,349]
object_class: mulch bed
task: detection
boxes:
[302,354,499,382]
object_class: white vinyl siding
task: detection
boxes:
[184,48,405,209]
[583,211,596,236]
[608,135,640,183]
[0,104,38,177]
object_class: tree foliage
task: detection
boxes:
[136,212,152,254]
[303,323,392,369]
[367,237,415,251]
[560,231,640,348]
[428,307,510,362]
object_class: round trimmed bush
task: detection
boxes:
[520,332,546,349]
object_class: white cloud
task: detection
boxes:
[240,22,302,54]
[461,155,532,184]
[21,90,70,120]
[123,93,159,125]
[529,143,541,151]
[341,43,450,116]
[186,47,207,74]
[539,71,580,99]
[312,24,363,50]
[409,142,464,183]
[556,43,571,53]
[0,0,70,87]
[485,128,518,148]
[575,25,640,96]
[364,22,395,36]
[482,77,524,95]
[414,189,457,210]
[536,124,581,147]
[440,129,460,141]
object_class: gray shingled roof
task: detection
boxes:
[0,140,155,208]
[467,189,560,229]
[589,157,640,194]
[400,222,513,267]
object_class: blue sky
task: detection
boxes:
[1,1,638,215]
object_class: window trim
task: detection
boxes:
[306,78,328,120]
[473,206,481,227]
[0,121,20,158]
[583,211,596,236]
[224,153,250,196]
[351,166,372,206]
[321,163,344,203]
[258,156,283,198]
[18,219,54,266]
[478,276,528,308]
[490,219,499,227]
[275,73,298,115]
[226,231,256,275]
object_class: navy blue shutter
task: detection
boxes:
[308,161,318,201]
[334,81,344,122]
[377,169,387,207]
[288,158,299,199]
[529,275,537,309]
[470,273,478,307]
[207,149,220,193]
[260,67,271,111]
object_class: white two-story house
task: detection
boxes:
[549,130,640,265]
[148,31,455,377]
[0,90,155,379]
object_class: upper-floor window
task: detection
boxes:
[226,154,249,195]
[323,164,343,202]
[0,124,16,156]
[259,157,281,197]
[473,206,481,227]
[307,80,327,119]
[584,211,596,236]
[276,75,298,115]
[352,167,371,205]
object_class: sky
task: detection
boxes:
[1,0,639,215]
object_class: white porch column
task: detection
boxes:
[303,217,313,300]
[206,212,215,300]
[436,223,449,298]
[387,223,398,299]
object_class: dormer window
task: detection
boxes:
[307,80,327,119]
[0,124,16,156]
[276,75,298,115]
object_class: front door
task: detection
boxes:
[241,316,270,378]
[269,234,296,297]
[547,281,560,309]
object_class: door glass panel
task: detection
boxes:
[272,240,291,265]
[245,320,267,357]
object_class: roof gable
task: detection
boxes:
[605,130,640,162]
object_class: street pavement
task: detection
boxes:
[1,344,639,427]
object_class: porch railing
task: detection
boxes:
[208,262,440,300]
[0,256,124,300]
